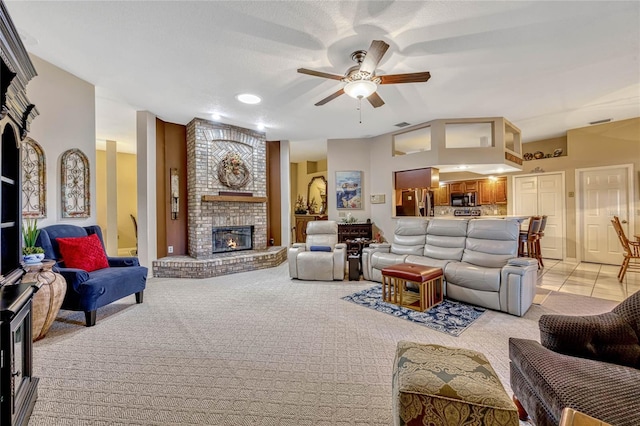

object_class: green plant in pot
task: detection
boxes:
[22,218,45,264]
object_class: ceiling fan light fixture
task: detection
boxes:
[344,80,377,99]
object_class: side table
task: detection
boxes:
[23,260,66,341]
[345,238,375,278]
[348,254,360,281]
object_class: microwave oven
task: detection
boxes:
[451,192,476,207]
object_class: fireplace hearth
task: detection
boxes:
[212,226,254,253]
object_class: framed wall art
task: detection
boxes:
[336,170,362,209]
[21,137,47,218]
[61,148,90,218]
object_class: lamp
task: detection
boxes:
[344,80,377,99]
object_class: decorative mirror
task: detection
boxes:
[307,175,327,214]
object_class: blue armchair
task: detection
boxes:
[36,224,147,327]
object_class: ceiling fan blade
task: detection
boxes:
[367,92,385,108]
[297,68,344,81]
[359,40,390,74]
[379,72,431,85]
[315,88,345,106]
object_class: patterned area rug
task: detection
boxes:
[342,285,485,336]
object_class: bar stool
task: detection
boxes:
[533,215,547,268]
[518,216,542,262]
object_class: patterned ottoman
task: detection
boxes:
[392,341,518,426]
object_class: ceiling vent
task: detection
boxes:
[589,118,612,125]
[394,122,411,128]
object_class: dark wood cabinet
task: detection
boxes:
[0,280,39,426]
[338,223,372,243]
[433,184,450,206]
[1,3,40,424]
[294,214,327,243]
[449,180,478,193]
[478,177,507,205]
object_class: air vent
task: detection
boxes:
[394,122,411,128]
[589,118,612,125]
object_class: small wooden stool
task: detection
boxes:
[381,263,443,311]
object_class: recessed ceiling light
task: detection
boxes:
[211,113,221,120]
[457,165,469,170]
[256,123,265,131]
[236,93,261,104]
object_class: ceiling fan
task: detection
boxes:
[297,40,431,108]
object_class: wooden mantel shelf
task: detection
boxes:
[202,195,268,203]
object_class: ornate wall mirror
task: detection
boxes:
[307,175,327,214]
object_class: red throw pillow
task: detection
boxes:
[56,234,109,272]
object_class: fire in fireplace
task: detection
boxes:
[212,226,254,253]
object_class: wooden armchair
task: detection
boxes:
[611,216,640,282]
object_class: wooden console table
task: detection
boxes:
[294,214,328,243]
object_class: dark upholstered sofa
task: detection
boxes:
[509,290,640,425]
[36,224,147,326]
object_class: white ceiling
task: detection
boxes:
[6,1,640,162]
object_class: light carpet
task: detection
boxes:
[342,285,485,336]
[31,263,618,425]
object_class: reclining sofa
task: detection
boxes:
[362,218,538,316]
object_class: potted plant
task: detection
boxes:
[22,218,45,264]
[294,195,308,214]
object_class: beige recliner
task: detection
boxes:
[288,220,346,281]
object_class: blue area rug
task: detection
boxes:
[342,285,485,336]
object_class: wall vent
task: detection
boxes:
[394,122,411,128]
[589,118,612,125]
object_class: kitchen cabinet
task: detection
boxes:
[433,184,450,206]
[478,177,507,205]
[449,180,478,193]
[294,214,327,243]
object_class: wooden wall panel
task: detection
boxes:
[156,119,187,257]
[266,141,282,246]
[155,120,167,258]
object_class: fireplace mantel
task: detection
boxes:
[202,195,267,203]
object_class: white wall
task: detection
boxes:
[27,54,96,227]
[327,138,372,223]
[328,131,437,241]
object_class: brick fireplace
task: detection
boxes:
[187,118,267,258]
[153,118,286,278]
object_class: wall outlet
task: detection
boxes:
[168,246,174,254]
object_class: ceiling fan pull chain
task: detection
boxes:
[358,97,362,124]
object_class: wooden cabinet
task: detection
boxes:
[494,178,507,204]
[338,223,372,243]
[294,215,327,243]
[0,280,39,426]
[449,180,478,193]
[478,177,507,205]
[433,184,450,206]
[0,5,40,425]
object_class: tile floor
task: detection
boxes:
[539,259,640,302]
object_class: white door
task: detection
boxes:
[513,173,564,260]
[513,176,538,216]
[537,174,564,260]
[579,166,629,264]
